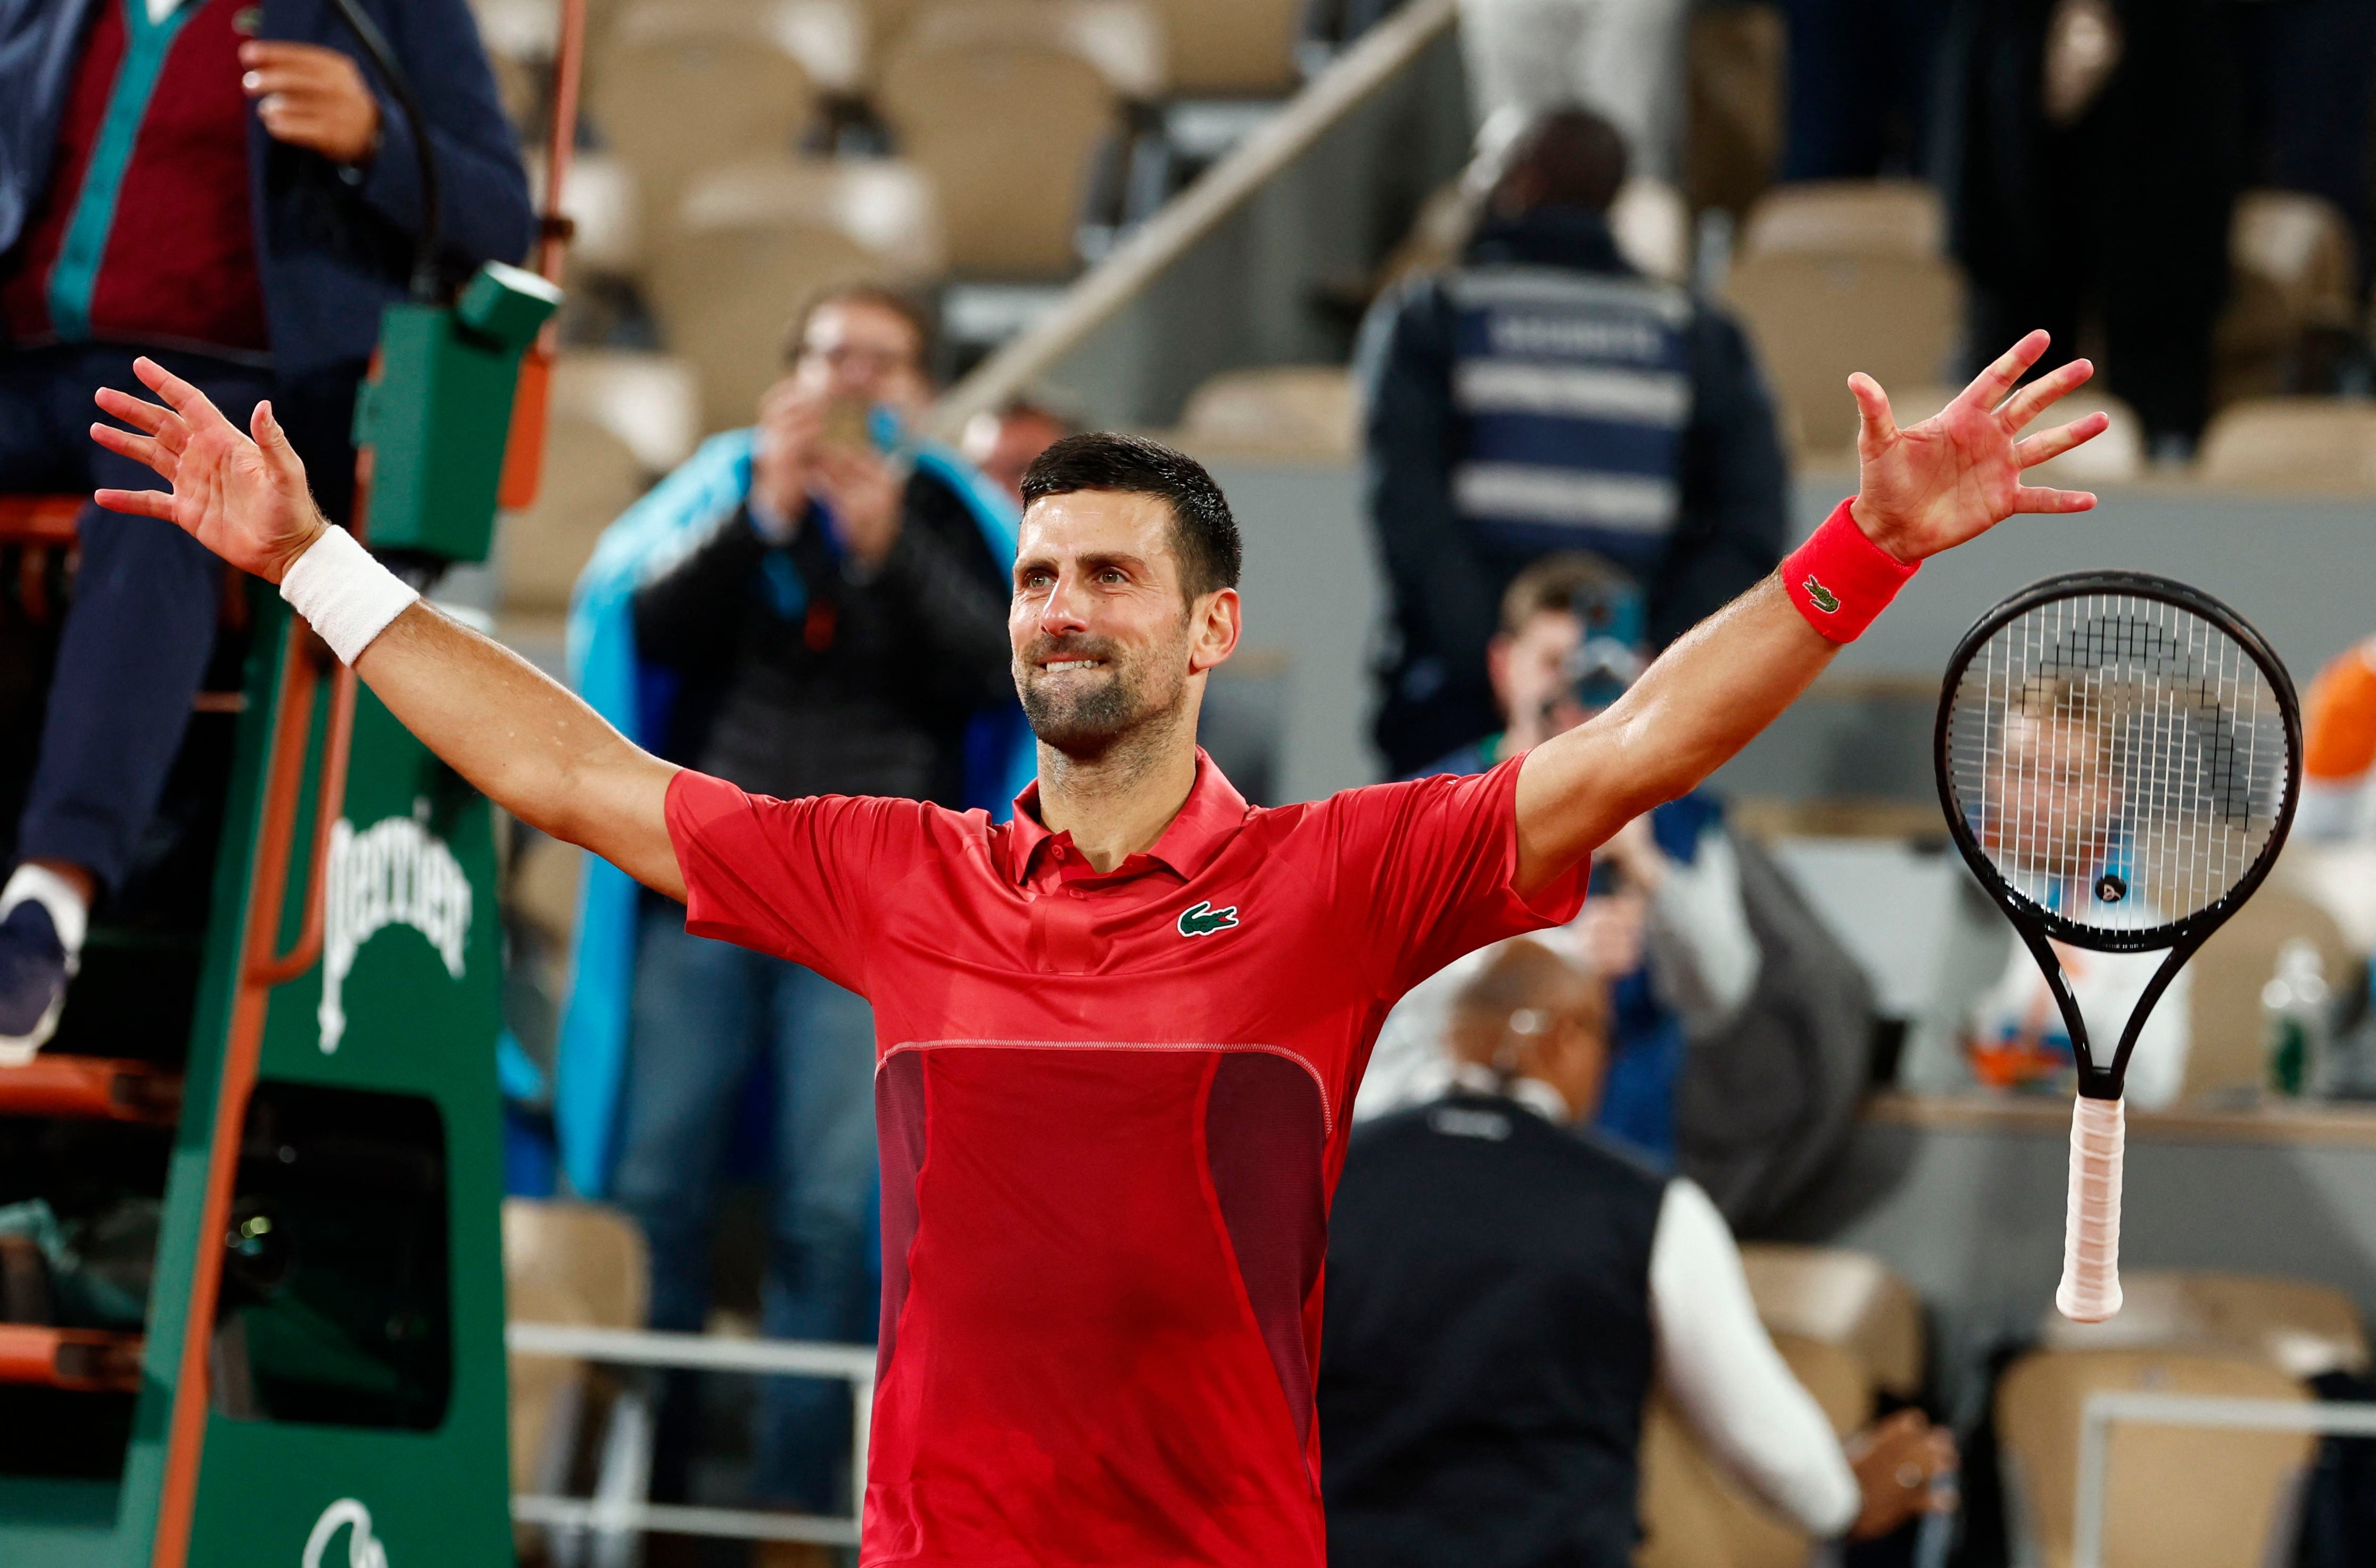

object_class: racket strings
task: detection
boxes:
[1944,592,2290,937]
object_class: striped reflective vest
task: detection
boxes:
[1448,265,1695,574]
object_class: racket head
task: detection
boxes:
[1933,570,2303,956]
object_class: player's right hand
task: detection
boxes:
[89,357,327,584]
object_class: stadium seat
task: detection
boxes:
[551,350,703,477]
[2174,882,2358,1101]
[497,408,646,641]
[591,2,819,195]
[1994,1350,2314,1568]
[2036,1270,2371,1381]
[1635,1332,1870,1568]
[529,150,641,283]
[1610,177,1691,284]
[1174,366,1357,460]
[1684,2,1784,220]
[501,1199,649,1493]
[645,158,945,431]
[2215,190,2357,408]
[1738,179,1943,260]
[877,5,1132,276]
[1145,0,1302,96]
[1739,1243,1925,1400]
[2197,398,2376,492]
[1726,251,1964,453]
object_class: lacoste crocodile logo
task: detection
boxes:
[1802,575,1841,614]
[1177,901,1240,938]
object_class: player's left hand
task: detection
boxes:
[242,42,381,166]
[1847,329,2108,564]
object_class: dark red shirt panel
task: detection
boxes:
[2,0,267,354]
[664,754,1589,1567]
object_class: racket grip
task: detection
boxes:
[2056,1096,2126,1322]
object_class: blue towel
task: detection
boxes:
[551,428,1033,1197]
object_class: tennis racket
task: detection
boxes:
[1935,572,2301,1321]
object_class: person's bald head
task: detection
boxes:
[1490,107,1630,219]
[1445,938,1611,1121]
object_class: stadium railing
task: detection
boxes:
[506,1322,878,1549]
[2073,1389,2376,1568]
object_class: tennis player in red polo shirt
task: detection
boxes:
[92,329,2105,1566]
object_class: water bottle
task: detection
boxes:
[2263,938,2331,1097]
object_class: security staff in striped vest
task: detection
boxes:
[1358,106,1788,775]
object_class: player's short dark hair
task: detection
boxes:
[782,283,936,368]
[1499,551,1635,638]
[1020,433,1244,602]
[1493,106,1630,216]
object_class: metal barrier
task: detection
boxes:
[2073,1390,2376,1568]
[506,1322,878,1549]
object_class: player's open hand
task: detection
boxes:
[1847,329,2108,564]
[89,357,327,584]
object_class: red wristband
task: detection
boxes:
[1782,497,1918,643]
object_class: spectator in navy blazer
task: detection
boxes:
[0,0,532,1059]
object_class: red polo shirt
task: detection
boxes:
[664,750,1588,1567]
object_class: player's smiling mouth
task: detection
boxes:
[1041,658,1107,672]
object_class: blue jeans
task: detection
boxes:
[610,903,880,1510]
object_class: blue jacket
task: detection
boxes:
[0,0,533,382]
[1358,206,1788,774]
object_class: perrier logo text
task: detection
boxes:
[1177,901,1240,938]
[1802,575,1841,614]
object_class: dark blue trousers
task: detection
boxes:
[0,343,351,895]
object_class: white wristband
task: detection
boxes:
[278,524,418,665]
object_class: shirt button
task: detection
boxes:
[1069,887,1086,900]
[1052,846,1068,862]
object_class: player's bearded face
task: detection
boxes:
[1017,618,1190,752]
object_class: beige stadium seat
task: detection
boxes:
[1636,1333,1871,1568]
[878,7,1126,277]
[2197,398,2376,492]
[1740,1243,1925,1400]
[646,158,945,430]
[1610,178,1690,284]
[1146,0,1301,96]
[592,2,818,194]
[1727,251,1964,452]
[1174,366,1357,460]
[1684,2,1784,219]
[2216,190,2357,407]
[2173,882,2357,1101]
[498,409,646,637]
[530,150,641,282]
[550,350,703,476]
[1995,1350,2314,1568]
[2037,1270,2370,1381]
[1739,179,1943,260]
[501,1199,649,1492]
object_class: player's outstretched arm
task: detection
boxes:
[90,357,687,901]
[1513,330,2108,895]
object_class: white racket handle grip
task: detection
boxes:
[2056,1095,2126,1322]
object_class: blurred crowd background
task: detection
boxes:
[6,0,2376,1565]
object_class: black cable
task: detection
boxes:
[324,0,442,302]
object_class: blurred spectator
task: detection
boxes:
[1321,938,1956,1568]
[1358,107,1786,776]
[1456,0,1690,183]
[0,0,531,1061]
[1904,676,2193,1107]
[574,284,1022,1523]
[1938,0,2240,452]
[960,397,1074,503]
[1359,558,1872,1207]
[1776,0,1946,180]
